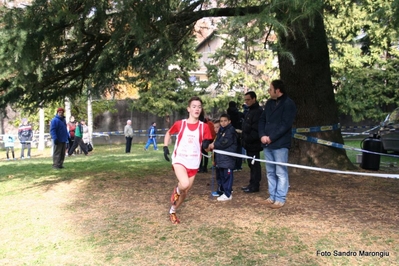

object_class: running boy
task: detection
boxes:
[163,96,213,224]
[208,114,237,201]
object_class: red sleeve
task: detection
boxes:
[168,120,182,135]
[206,121,216,139]
[203,123,213,140]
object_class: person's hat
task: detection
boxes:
[57,107,65,112]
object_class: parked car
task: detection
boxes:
[378,107,399,153]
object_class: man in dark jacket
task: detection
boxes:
[50,108,69,169]
[259,79,296,209]
[241,91,263,193]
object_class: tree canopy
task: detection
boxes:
[0,1,267,112]
[2,0,399,168]
[325,0,399,121]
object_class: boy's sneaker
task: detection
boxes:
[169,213,180,224]
[217,194,232,201]
[170,186,180,206]
[212,191,223,197]
[269,201,285,209]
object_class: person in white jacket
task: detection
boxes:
[4,133,16,160]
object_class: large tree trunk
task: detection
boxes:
[277,12,354,169]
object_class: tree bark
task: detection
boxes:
[277,12,355,169]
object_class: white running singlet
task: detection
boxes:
[171,119,204,169]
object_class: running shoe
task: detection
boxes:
[212,191,223,197]
[170,186,180,206]
[169,213,180,224]
[217,194,232,201]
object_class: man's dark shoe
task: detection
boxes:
[243,187,259,193]
[241,185,251,190]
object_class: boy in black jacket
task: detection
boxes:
[209,114,237,201]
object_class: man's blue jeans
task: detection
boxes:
[263,147,289,203]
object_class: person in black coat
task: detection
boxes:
[259,79,296,209]
[241,91,263,193]
[227,101,244,171]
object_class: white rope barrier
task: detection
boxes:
[212,149,399,179]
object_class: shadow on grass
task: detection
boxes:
[1,145,399,265]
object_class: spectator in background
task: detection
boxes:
[198,112,216,173]
[208,114,237,201]
[67,116,76,155]
[68,119,89,156]
[242,103,249,117]
[18,118,33,159]
[241,103,249,158]
[241,91,263,194]
[227,101,244,171]
[259,79,296,209]
[144,122,158,151]
[4,132,16,160]
[227,101,243,131]
[211,120,223,197]
[50,108,69,169]
[81,119,90,149]
[124,119,134,153]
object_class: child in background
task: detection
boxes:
[4,133,16,160]
[211,120,223,197]
[208,114,237,201]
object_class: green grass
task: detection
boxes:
[0,145,169,265]
[343,139,399,166]
[0,144,398,265]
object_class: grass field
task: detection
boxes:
[1,143,398,265]
[344,139,398,167]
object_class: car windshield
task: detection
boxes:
[387,108,399,124]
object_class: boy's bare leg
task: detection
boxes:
[173,165,196,207]
[169,164,196,223]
